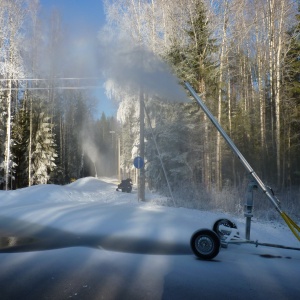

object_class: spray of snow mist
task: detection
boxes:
[81,134,100,177]
[98,37,188,103]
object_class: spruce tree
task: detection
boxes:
[166,0,218,191]
[11,101,30,188]
[31,107,57,185]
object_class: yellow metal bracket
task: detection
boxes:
[281,212,300,241]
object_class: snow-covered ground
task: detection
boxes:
[0,177,299,299]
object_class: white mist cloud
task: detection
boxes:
[81,133,101,177]
[82,137,99,164]
[98,36,188,103]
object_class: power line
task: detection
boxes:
[0,77,102,81]
[0,77,103,91]
[0,86,103,91]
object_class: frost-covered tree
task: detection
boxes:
[0,91,7,187]
[165,0,218,191]
[0,0,29,189]
[31,108,57,185]
[117,96,139,179]
[145,100,189,189]
[61,90,95,180]
[11,99,30,188]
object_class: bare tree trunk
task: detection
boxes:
[138,90,145,201]
[130,0,142,41]
[199,78,211,191]
[4,79,12,190]
[268,0,276,161]
[28,95,33,186]
[60,115,65,181]
[150,0,156,52]
[216,1,229,191]
[274,0,285,187]
[256,29,265,150]
[28,7,39,187]
[161,0,168,48]
[226,55,236,186]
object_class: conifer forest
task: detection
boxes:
[1,0,300,218]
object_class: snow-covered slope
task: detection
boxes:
[0,177,299,299]
[0,177,298,248]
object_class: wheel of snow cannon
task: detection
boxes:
[213,218,237,240]
[190,229,220,260]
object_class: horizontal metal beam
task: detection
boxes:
[0,86,102,91]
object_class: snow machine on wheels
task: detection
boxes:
[185,82,300,260]
[116,178,133,193]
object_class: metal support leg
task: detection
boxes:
[244,181,257,240]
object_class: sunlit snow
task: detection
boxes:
[0,177,299,299]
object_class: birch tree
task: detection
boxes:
[264,0,296,186]
[0,0,28,190]
[214,0,229,190]
[26,0,40,186]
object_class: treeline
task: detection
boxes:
[1,0,300,216]
[0,83,118,189]
[0,1,118,189]
[104,0,300,207]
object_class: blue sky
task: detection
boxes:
[40,0,105,33]
[39,0,117,118]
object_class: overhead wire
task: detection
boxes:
[0,77,103,91]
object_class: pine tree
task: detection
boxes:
[11,100,30,188]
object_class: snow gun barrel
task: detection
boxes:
[184,82,300,241]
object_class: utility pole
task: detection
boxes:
[109,130,116,177]
[118,135,121,181]
[138,90,145,201]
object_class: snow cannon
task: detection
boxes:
[184,82,300,260]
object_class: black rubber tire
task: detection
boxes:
[190,229,220,260]
[213,219,237,240]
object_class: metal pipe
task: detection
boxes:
[244,181,257,240]
[184,82,282,213]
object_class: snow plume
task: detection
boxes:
[98,36,188,103]
[62,33,100,78]
[27,19,101,81]
[82,136,99,165]
[81,132,101,177]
